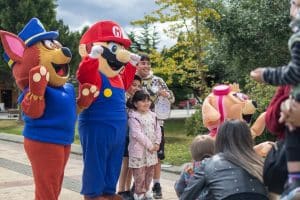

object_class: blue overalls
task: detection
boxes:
[78,72,127,197]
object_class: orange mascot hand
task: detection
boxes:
[21,65,49,118]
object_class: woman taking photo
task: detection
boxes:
[180,119,268,200]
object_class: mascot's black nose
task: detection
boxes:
[62,47,72,58]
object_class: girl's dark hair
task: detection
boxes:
[215,119,264,182]
[134,75,142,83]
[140,53,150,61]
[126,90,151,110]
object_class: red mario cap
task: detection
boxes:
[80,20,132,48]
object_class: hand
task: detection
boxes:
[158,89,169,98]
[77,83,100,109]
[280,98,300,129]
[89,45,103,59]
[250,68,265,83]
[129,53,141,66]
[149,144,160,153]
[29,65,49,96]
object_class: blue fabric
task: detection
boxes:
[19,83,77,145]
[79,72,126,121]
[79,120,126,197]
[78,72,128,197]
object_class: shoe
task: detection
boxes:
[145,190,153,200]
[118,191,134,200]
[152,183,162,199]
[281,179,300,200]
[133,193,145,200]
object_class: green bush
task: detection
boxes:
[184,109,208,136]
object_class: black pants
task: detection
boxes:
[285,128,300,162]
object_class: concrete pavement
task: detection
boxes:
[0,133,181,200]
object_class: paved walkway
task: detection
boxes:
[0,133,181,200]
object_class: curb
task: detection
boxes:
[0,132,182,174]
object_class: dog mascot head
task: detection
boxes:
[202,84,266,138]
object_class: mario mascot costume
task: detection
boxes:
[0,18,96,200]
[76,20,140,200]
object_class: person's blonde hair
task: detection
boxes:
[190,135,215,161]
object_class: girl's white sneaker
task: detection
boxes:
[133,193,145,200]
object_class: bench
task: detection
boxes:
[7,109,19,118]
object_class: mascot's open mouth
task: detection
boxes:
[52,63,69,77]
[243,114,253,124]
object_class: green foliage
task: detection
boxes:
[184,109,208,136]
[205,0,291,85]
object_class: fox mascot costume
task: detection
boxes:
[0,18,96,200]
[76,20,140,200]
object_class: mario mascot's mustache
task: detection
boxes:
[102,46,126,71]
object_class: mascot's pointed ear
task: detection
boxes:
[0,31,25,63]
[79,44,88,57]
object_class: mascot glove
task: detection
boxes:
[29,65,49,97]
[89,45,104,59]
[129,53,141,66]
[77,83,100,109]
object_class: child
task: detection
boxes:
[174,135,215,198]
[136,54,175,199]
[250,0,300,198]
[127,90,162,200]
[118,75,142,200]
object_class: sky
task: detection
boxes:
[55,0,177,50]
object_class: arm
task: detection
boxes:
[262,42,300,86]
[265,85,291,138]
[76,56,101,88]
[121,62,137,91]
[21,66,48,118]
[180,164,206,200]
[154,115,162,145]
[128,117,154,150]
[157,77,175,103]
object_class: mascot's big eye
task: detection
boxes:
[43,40,62,50]
[107,42,118,54]
[233,92,249,101]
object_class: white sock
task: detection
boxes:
[153,179,160,184]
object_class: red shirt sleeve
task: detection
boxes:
[76,57,102,89]
[265,85,291,139]
[120,62,137,91]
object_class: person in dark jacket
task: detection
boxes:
[180,120,268,200]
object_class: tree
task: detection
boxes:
[205,0,290,86]
[132,0,220,98]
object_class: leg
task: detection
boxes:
[79,121,110,198]
[118,157,129,192]
[132,167,147,197]
[281,128,300,199]
[24,138,70,200]
[152,126,164,199]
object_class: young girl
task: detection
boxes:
[127,90,162,200]
[174,134,215,198]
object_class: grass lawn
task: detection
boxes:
[0,118,193,166]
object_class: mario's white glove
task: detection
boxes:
[89,45,103,59]
[129,53,141,66]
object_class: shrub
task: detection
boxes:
[184,109,208,136]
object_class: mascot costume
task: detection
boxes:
[76,20,140,200]
[202,84,272,156]
[0,18,95,200]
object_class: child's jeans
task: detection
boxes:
[132,165,155,194]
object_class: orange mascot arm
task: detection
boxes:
[250,112,266,138]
